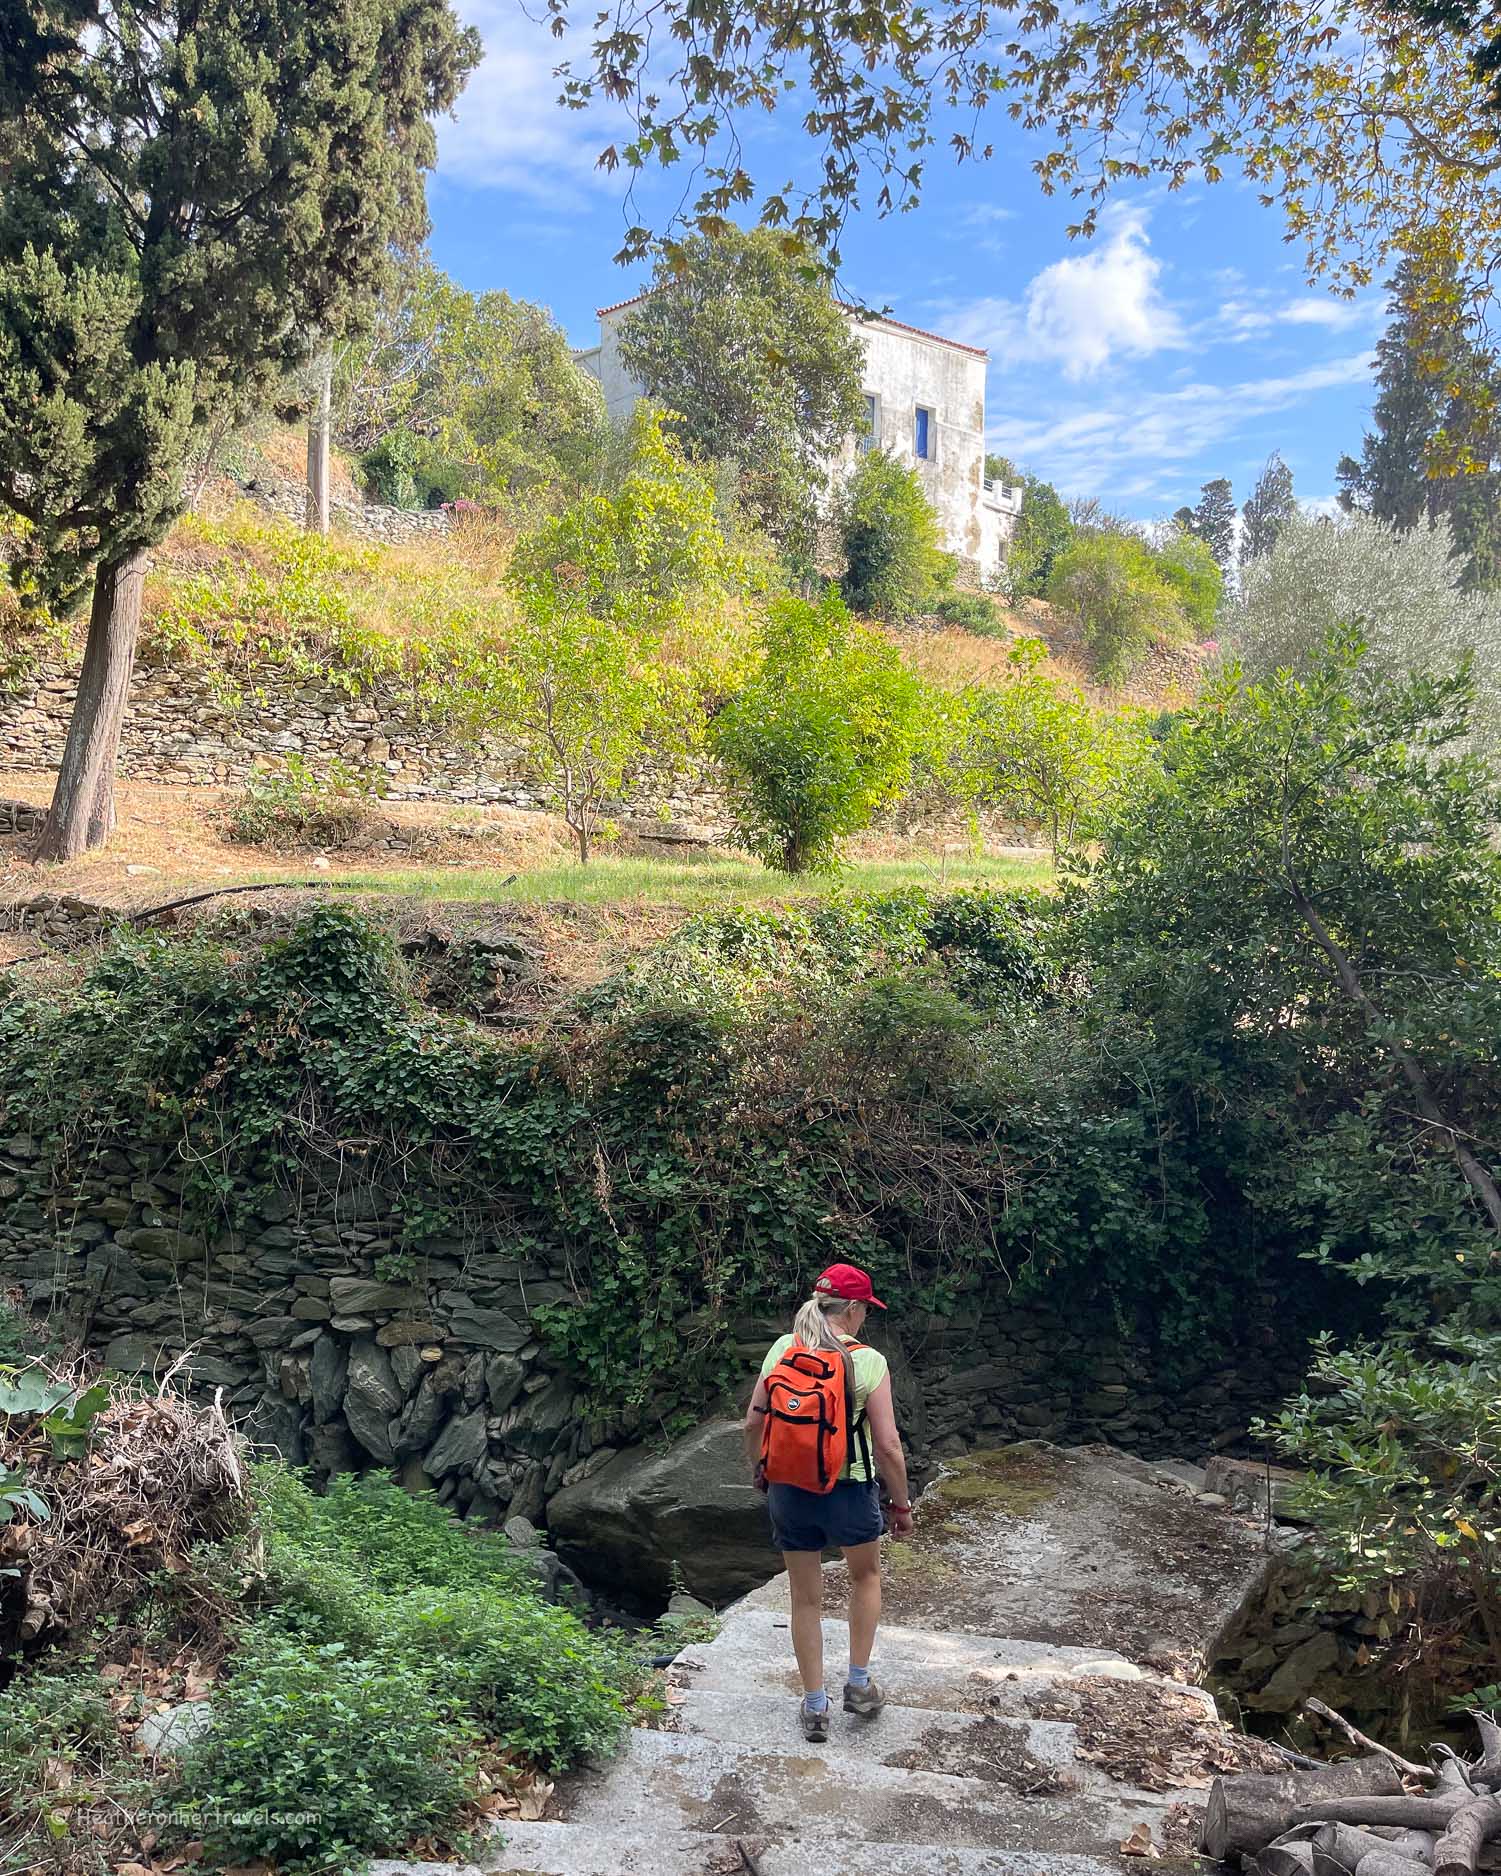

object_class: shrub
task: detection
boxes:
[218,754,379,851]
[838,449,946,623]
[948,639,1155,858]
[1225,510,1501,749]
[932,589,1003,634]
[710,590,929,870]
[387,1589,627,1771]
[360,430,421,509]
[178,1627,475,1872]
[1152,528,1222,636]
[1046,531,1188,683]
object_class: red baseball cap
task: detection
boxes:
[815,1263,887,1309]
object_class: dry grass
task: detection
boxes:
[0,1340,249,1648]
[251,417,362,501]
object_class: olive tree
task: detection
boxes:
[0,0,479,859]
[1225,511,1501,749]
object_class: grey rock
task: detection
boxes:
[347,1338,402,1416]
[548,1419,771,1603]
[136,1700,213,1758]
[486,1353,526,1412]
[441,1296,528,1351]
[375,1319,440,1347]
[390,1344,425,1395]
[426,1408,488,1476]
[306,1420,360,1479]
[328,1276,426,1315]
[503,1514,543,1550]
[392,1375,448,1458]
[506,1376,576,1456]
[243,1316,302,1349]
[344,1389,396,1464]
[102,1332,169,1375]
[310,1334,348,1426]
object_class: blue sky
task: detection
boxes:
[425,0,1385,521]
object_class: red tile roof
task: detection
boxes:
[594,291,987,358]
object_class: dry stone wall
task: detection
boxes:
[0,1128,1320,1593]
[231,470,454,546]
[0,654,720,826]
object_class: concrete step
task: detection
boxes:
[555,1725,1169,1852]
[371,1830,1125,1876]
[676,1607,1163,1716]
[672,1685,1081,1784]
[373,1826,1129,1875]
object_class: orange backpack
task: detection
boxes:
[760,1340,873,1494]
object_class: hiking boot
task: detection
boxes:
[843,1677,886,1716]
[800,1698,831,1742]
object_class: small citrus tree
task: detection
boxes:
[495,409,731,860]
[711,590,928,870]
[499,595,699,862]
[951,640,1154,859]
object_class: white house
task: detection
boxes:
[574,298,1023,575]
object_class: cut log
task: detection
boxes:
[1204,1760,1407,1861]
[1314,1822,1419,1875]
[1386,1831,1437,1862]
[1353,1856,1434,1876]
[1259,1842,1318,1876]
[1435,1795,1501,1876]
[1293,1797,1473,1833]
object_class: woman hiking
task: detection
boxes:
[744,1262,915,1743]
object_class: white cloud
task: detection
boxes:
[988,351,1374,497]
[945,208,1185,381]
[437,1,618,205]
[963,204,1020,227]
[1219,294,1373,341]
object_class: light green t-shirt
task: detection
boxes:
[759,1334,889,1483]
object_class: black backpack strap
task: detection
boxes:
[836,1341,875,1483]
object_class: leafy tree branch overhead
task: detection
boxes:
[551,0,1501,310]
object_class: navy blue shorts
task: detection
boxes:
[768,1478,884,1553]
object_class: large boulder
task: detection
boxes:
[547,1419,773,1605]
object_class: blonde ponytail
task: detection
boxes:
[793,1292,858,1352]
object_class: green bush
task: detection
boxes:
[1152,528,1222,636]
[710,589,929,870]
[219,754,379,851]
[932,589,1003,634]
[1045,531,1188,683]
[838,449,946,623]
[360,430,421,509]
[179,1627,476,1872]
[387,1589,627,1770]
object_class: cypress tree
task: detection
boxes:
[1241,454,1297,566]
[0,0,480,858]
[1336,259,1501,589]
[1190,478,1237,576]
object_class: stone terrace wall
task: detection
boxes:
[232,471,454,547]
[0,1132,1322,1551]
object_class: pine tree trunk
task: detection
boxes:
[36,549,148,862]
[306,345,332,535]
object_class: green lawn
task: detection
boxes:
[296,850,1052,909]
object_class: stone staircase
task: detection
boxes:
[375,1442,1274,1876]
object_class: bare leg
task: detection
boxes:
[843,1539,882,1672]
[783,1550,826,1696]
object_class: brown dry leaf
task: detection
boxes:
[518,1780,554,1822]
[178,1844,204,1863]
[1120,1824,1160,1859]
[116,1861,155,1876]
[99,1663,126,1684]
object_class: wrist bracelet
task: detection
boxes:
[888,1502,911,1514]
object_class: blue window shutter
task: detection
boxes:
[915,407,930,459]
